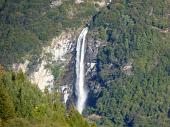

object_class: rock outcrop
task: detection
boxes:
[13,31,76,104]
[12,28,109,109]
[84,36,107,107]
[29,32,74,90]
[50,0,62,8]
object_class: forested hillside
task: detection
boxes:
[0,65,96,127]
[0,0,97,67]
[86,0,170,126]
[0,0,170,127]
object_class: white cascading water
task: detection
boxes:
[75,27,88,114]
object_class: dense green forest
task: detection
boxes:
[86,0,170,126]
[0,0,97,67]
[0,0,170,127]
[0,65,96,127]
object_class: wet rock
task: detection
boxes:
[84,36,107,106]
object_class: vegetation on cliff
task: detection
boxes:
[86,0,170,126]
[0,0,170,127]
[0,65,95,127]
[0,0,97,67]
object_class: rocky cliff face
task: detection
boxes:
[85,36,107,107]
[12,0,111,106]
[12,28,107,106]
[12,30,77,103]
[29,32,74,90]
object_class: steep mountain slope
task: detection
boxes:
[0,0,101,67]
[0,66,96,127]
[84,0,170,126]
[0,0,170,127]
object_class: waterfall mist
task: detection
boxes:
[75,27,88,114]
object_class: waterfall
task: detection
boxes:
[75,27,88,114]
